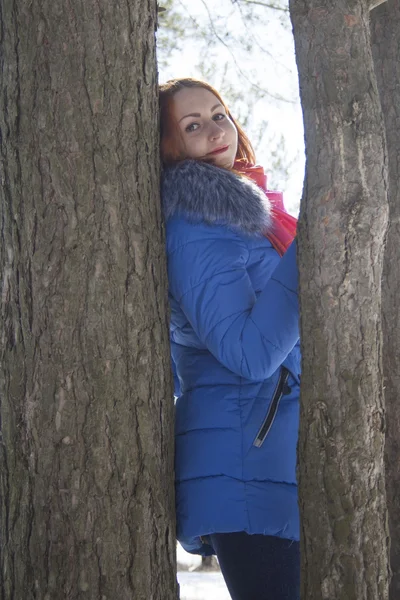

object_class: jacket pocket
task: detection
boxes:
[253,367,291,448]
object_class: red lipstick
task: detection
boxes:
[208,145,229,155]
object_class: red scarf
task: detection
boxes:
[234,160,297,256]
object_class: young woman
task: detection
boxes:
[159,78,300,600]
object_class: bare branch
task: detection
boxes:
[234,0,292,70]
[198,0,294,103]
[234,0,289,13]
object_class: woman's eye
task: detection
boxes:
[185,122,199,133]
[213,113,225,121]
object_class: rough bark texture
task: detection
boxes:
[0,1,178,599]
[368,0,387,10]
[371,1,400,597]
[290,1,390,598]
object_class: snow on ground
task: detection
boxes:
[178,572,231,600]
[177,544,231,600]
[177,543,202,571]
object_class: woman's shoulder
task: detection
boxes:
[166,213,243,257]
[161,160,272,238]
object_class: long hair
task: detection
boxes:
[159,78,256,166]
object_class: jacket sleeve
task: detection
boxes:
[168,229,299,381]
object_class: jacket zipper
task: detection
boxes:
[253,367,291,448]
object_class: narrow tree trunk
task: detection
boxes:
[290,1,390,598]
[0,1,177,599]
[371,1,400,597]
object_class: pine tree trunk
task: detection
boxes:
[0,1,178,599]
[289,0,390,598]
[370,1,400,597]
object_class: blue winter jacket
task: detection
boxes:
[162,160,300,556]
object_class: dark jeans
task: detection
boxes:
[209,532,300,600]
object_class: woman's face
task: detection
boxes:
[171,87,238,168]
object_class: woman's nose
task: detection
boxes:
[208,121,225,140]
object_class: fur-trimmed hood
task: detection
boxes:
[161,160,273,236]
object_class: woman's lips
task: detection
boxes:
[208,145,229,155]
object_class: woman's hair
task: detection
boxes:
[159,78,256,166]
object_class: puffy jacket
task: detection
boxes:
[162,160,300,555]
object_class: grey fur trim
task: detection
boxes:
[161,160,272,236]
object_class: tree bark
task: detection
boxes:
[0,1,177,599]
[290,0,390,598]
[368,0,387,10]
[371,1,400,597]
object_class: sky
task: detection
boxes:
[157,0,305,215]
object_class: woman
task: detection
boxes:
[160,78,300,600]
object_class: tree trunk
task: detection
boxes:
[289,1,390,598]
[370,1,400,597]
[0,1,177,599]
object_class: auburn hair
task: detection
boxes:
[159,78,256,166]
